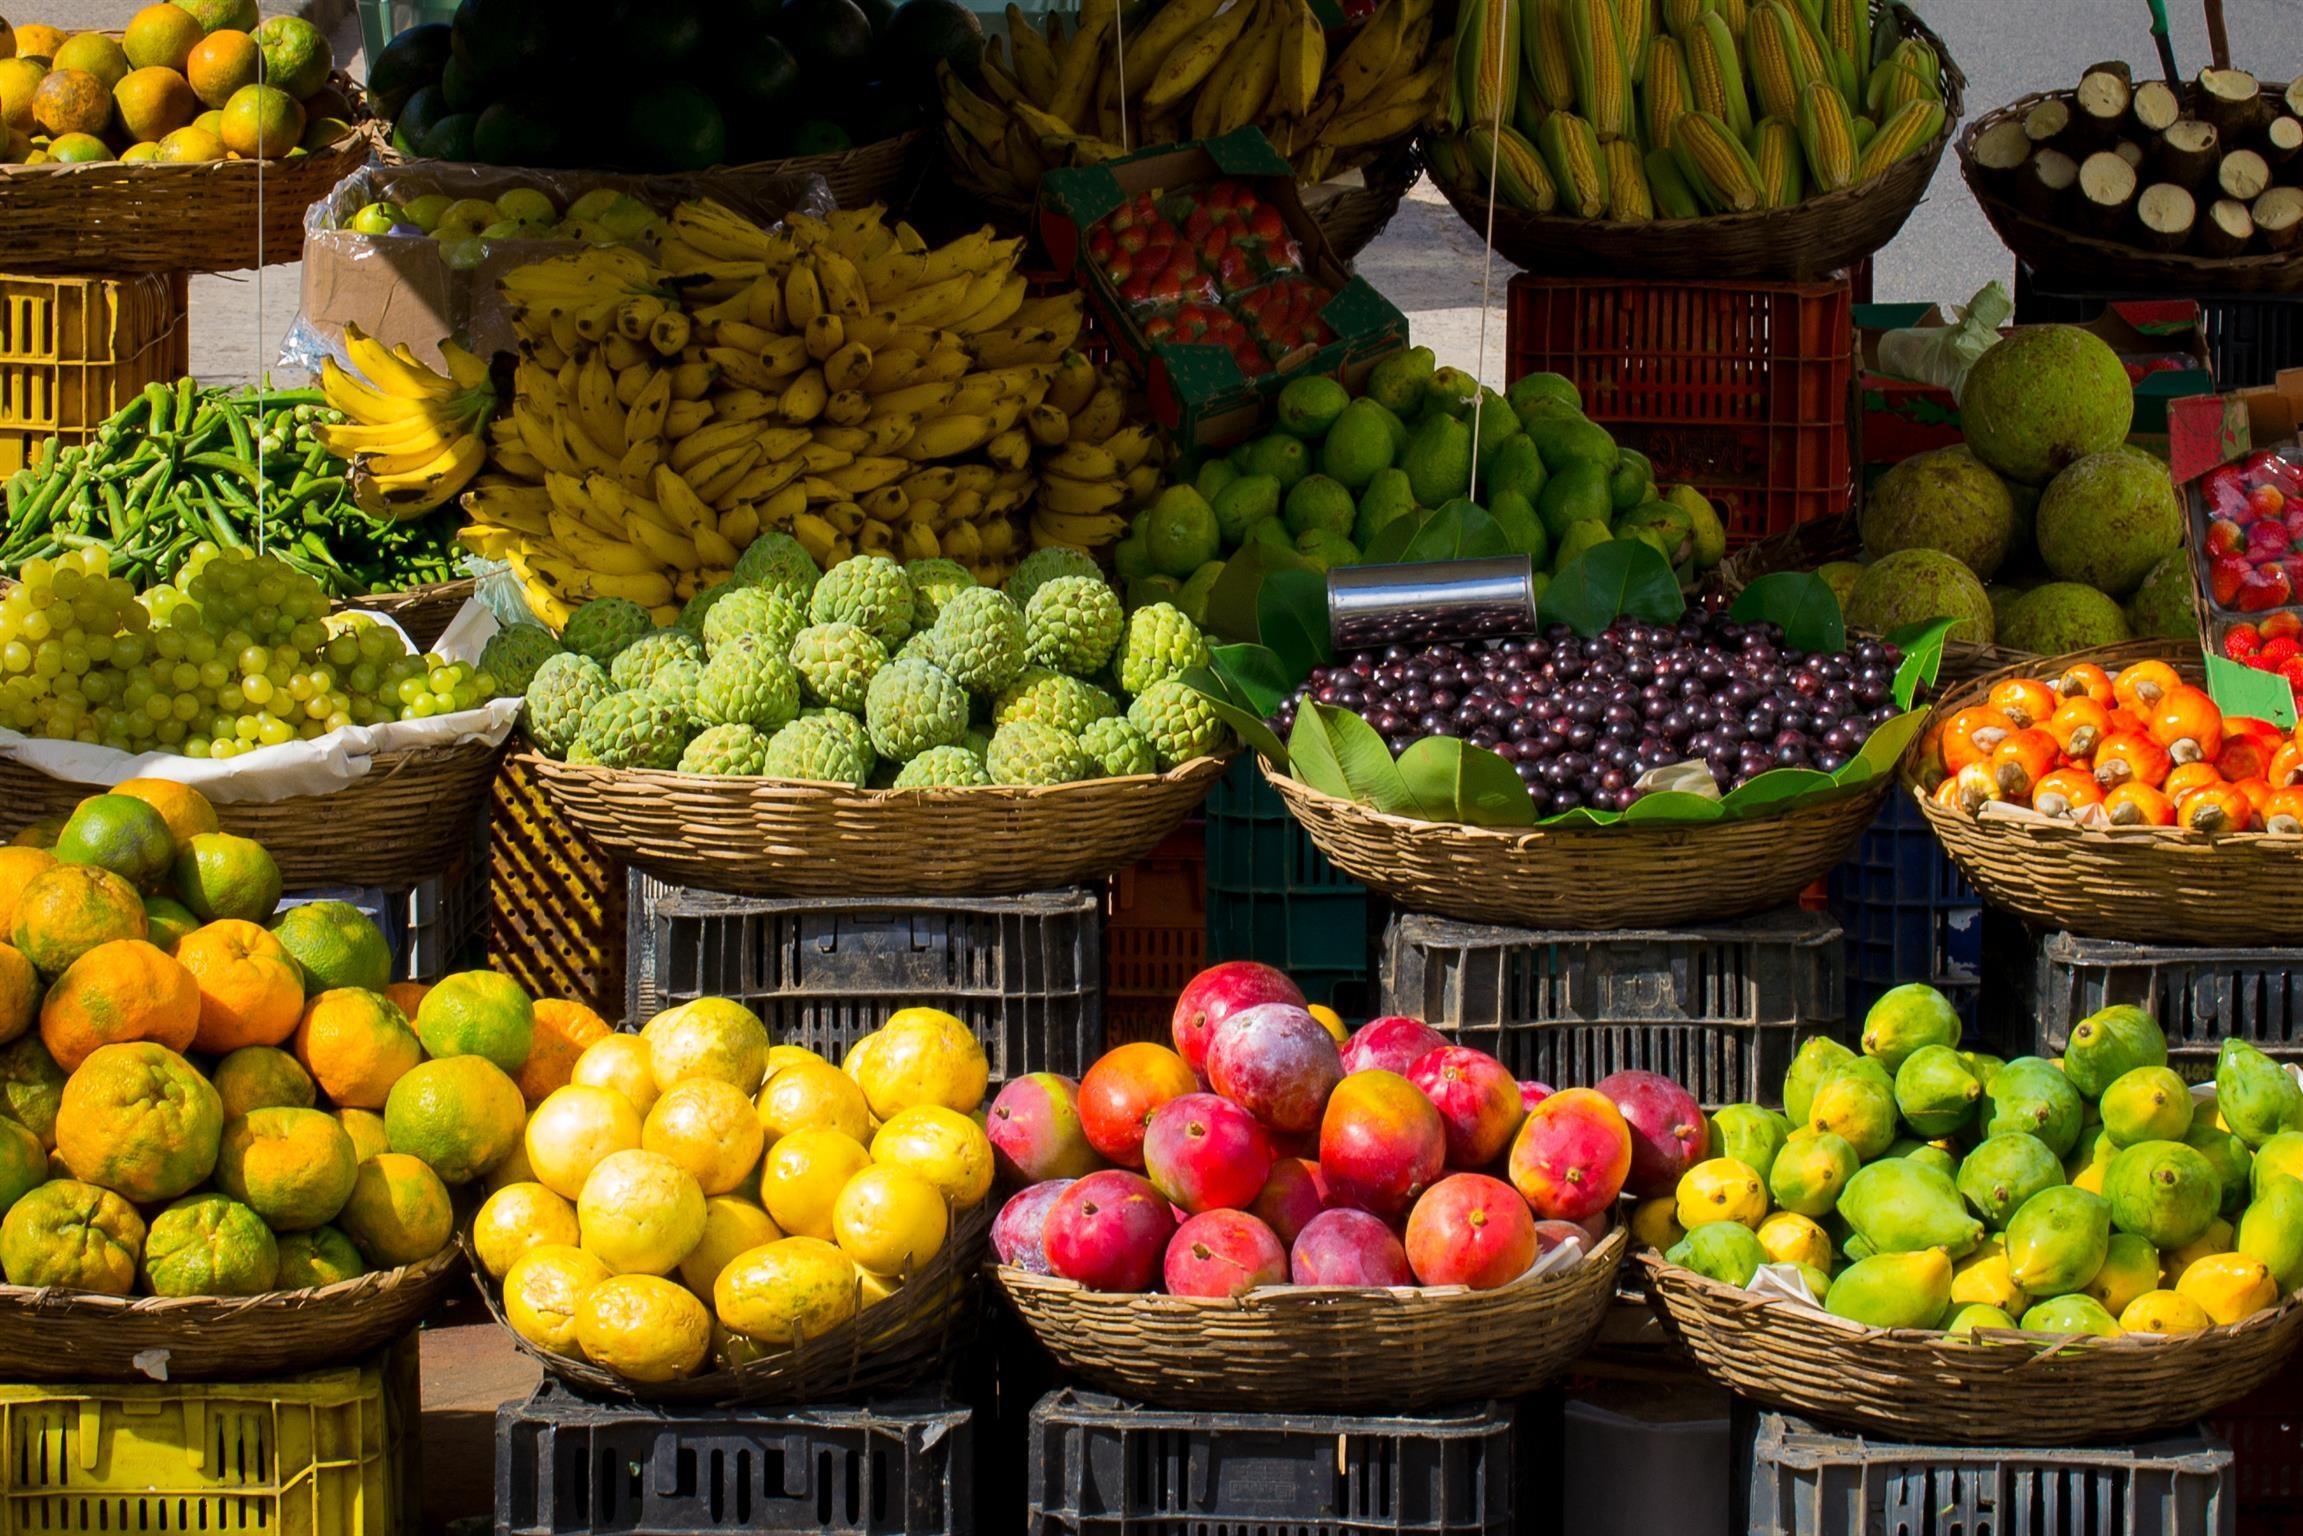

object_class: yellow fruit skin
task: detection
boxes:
[1755,1210,1831,1270]
[1631,1195,1685,1251]
[2176,1251,2277,1326]
[503,1243,612,1356]
[2119,1288,2213,1334]
[1675,1156,1767,1230]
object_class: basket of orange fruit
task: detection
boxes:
[0,1,370,274]
[1908,640,2303,945]
[0,783,602,1378]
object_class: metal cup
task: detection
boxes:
[1326,557,1541,651]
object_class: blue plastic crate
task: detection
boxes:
[1204,758,1377,1016]
[1826,794,1981,1030]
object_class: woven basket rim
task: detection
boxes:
[1,729,501,785]
[0,1241,460,1319]
[512,743,1233,801]
[0,70,371,184]
[378,130,917,178]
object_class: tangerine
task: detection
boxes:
[39,938,200,1069]
[382,1055,525,1183]
[176,919,303,1053]
[54,1041,222,1203]
[577,1147,705,1275]
[0,58,44,133]
[0,1178,143,1292]
[0,943,34,1046]
[293,987,422,1108]
[515,998,611,1107]
[141,1192,278,1296]
[30,67,109,139]
[677,1194,781,1294]
[173,832,280,924]
[122,4,204,71]
[218,80,298,157]
[275,1225,364,1288]
[154,122,221,161]
[12,864,145,976]
[524,1083,642,1199]
[413,969,533,1071]
[215,1106,357,1230]
[210,1044,314,1117]
[49,33,128,91]
[336,1151,451,1266]
[182,26,254,107]
[570,1033,659,1114]
[0,847,56,937]
[575,1273,709,1382]
[472,1180,578,1279]
[10,23,64,59]
[272,901,390,992]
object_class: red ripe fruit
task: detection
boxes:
[1171,961,1306,1078]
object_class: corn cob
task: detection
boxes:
[1822,0,1870,97]
[1855,97,1944,181]
[1427,129,1468,185]
[1865,38,1939,115]
[1795,77,1857,191]
[1537,109,1612,216]
[1752,115,1805,207]
[1453,0,1521,130]
[1688,11,1753,139]
[1513,74,1550,140]
[1618,0,1656,83]
[1602,137,1654,218]
[1659,0,1712,39]
[1564,0,1631,140]
[1645,147,1704,215]
[1772,0,1840,99]
[1672,108,1763,210]
[1467,123,1563,210]
[1714,0,1746,34]
[1642,35,1692,150]
[1526,0,1579,113]
[1744,2,1813,125]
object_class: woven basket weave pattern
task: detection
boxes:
[335,578,477,653]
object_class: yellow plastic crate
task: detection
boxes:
[0,271,189,475]
[0,1352,406,1536]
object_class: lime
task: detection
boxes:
[349,202,400,235]
[1243,435,1310,490]
[400,192,452,232]
[1141,487,1220,578]
[1211,474,1280,545]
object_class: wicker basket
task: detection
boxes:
[467,1201,988,1406]
[1642,1254,2303,1444]
[0,735,506,888]
[0,1244,460,1383]
[1909,640,2303,944]
[1961,89,2303,296]
[379,134,921,212]
[1426,6,1957,280]
[0,76,372,274]
[995,1225,1625,1413]
[1301,140,1424,260]
[335,578,476,653]
[1261,762,1889,929]
[516,747,1227,897]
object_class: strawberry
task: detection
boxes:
[2262,636,2301,666]
[1146,269,1188,304]
[1118,271,1154,304]
[1143,312,1176,341]
[2227,623,2264,658]
[2282,656,2303,692]
[2253,484,2289,519]
[2250,521,2293,559]
[2208,518,2248,555]
[1247,204,1288,245]
[2207,463,2248,511]
[2213,554,2252,606]
[2267,610,2303,640]
[2239,565,2296,612]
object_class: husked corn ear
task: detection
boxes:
[1564,0,1631,140]
[1796,77,1857,191]
[1865,39,1940,115]
[1601,137,1654,219]
[1537,110,1612,217]
[1672,108,1763,211]
[1688,12,1753,139]
[1467,124,1562,211]
[1752,115,1805,207]
[1773,0,1836,96]
[1744,1,1813,125]
[1527,0,1578,112]
[1618,0,1656,83]
[1823,0,1869,95]
[1659,0,1712,39]
[1642,35,1692,149]
[1855,97,1944,181]
[1452,0,1521,130]
[1714,0,1745,32]
[1645,147,1704,216]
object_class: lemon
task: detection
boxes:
[870,1105,995,1209]
[503,1243,609,1355]
[577,1148,706,1276]
[525,1084,643,1200]
[473,1181,578,1280]
[575,1273,711,1382]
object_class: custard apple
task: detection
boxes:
[1079,716,1157,777]
[897,631,942,664]
[679,582,734,635]
[1025,575,1123,676]
[894,744,991,788]
[994,667,1120,735]
[986,720,1091,785]
[962,725,994,758]
[763,714,874,785]
[703,586,807,657]
[524,652,613,758]
[1127,678,1229,769]
[802,707,875,766]
[611,627,706,692]
[564,740,602,766]
[695,635,802,732]
[560,598,655,665]
[1113,603,1211,696]
[930,586,1027,693]
[679,723,770,775]
[905,559,977,626]
[478,624,563,696]
[865,658,969,762]
[790,622,888,713]
[733,532,820,604]
[643,662,704,726]
[1005,546,1102,608]
[810,554,914,646]
[575,690,690,769]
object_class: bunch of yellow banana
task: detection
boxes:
[318,324,495,521]
[1028,353,1165,553]
[938,0,1440,202]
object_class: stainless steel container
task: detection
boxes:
[1326,557,1541,651]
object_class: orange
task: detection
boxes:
[714,1236,861,1346]
[182,27,254,108]
[49,34,128,92]
[176,919,303,1053]
[275,1225,364,1288]
[502,1244,609,1355]
[294,988,422,1109]
[249,16,329,100]
[217,80,297,157]
[10,818,62,850]
[758,1127,871,1241]
[54,1041,222,1203]
[641,998,770,1094]
[576,1147,706,1275]
[0,1179,144,1293]
[211,1044,314,1118]
[571,1034,659,1115]
[10,24,64,60]
[123,4,206,71]
[11,863,146,976]
[677,1195,781,1294]
[40,938,199,1070]
[0,19,11,57]
[140,1192,278,1296]
[216,1106,358,1230]
[44,131,106,164]
[0,58,44,132]
[336,1151,451,1267]
[0,1118,44,1215]
[110,779,216,848]
[30,68,109,139]
[173,832,279,925]
[472,1181,579,1279]
[54,795,175,891]
[0,847,56,937]
[382,980,429,1018]
[849,1008,987,1119]
[643,1079,763,1196]
[0,944,35,1046]
[271,901,390,993]
[574,1273,710,1382]
[414,969,533,1071]
[0,1036,66,1148]
[382,1055,525,1184]
[141,896,199,954]
[869,1105,994,1209]
[516,999,612,1107]
[172,0,259,36]
[832,1162,947,1276]
[155,123,221,161]
[336,1107,389,1162]
[756,1058,870,1146]
[524,1084,642,1200]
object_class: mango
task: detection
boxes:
[2237,1172,2303,1293]
[1770,1131,1859,1217]
[1791,1261,1835,1301]
[1894,1045,1982,1139]
[1861,983,1962,1071]
[2102,1140,2220,1250]
[2216,1038,2303,1149]
[1708,1104,1790,1182]
[1825,1249,1953,1330]
[1958,1134,2065,1232]
[2084,1232,2162,1318]
[2165,1217,2234,1286]
[2061,1004,2167,1098]
[2020,1293,2124,1337]
[2176,1251,2277,1325]
[2101,1066,2193,1147]
[1782,1036,1857,1126]
[2120,1288,2213,1334]
[1674,1157,1767,1231]
[1630,1195,1685,1253]
[1944,1302,2018,1336]
[1950,1237,2027,1314]
[2004,1186,2111,1296]
[1984,1057,2084,1157]
[1808,1063,1898,1161]
[2184,1120,2252,1218]
[2251,1130,2303,1197]
[1756,1210,1834,1271]
[1959,1051,2007,1091]
[1839,1158,1983,1259]
[1667,1219,1768,1288]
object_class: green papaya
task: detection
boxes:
[2020,1293,2124,1337]
[1904,1143,1959,1180]
[2084,1231,2163,1317]
[1783,1036,1858,1126]
[2101,1065,2193,1147]
[1957,1133,2066,1231]
[1808,1065,1898,1160]
[2004,1186,2111,1296]
[2103,1140,2221,1249]
[1838,1158,1984,1259]
[1666,1220,1769,1288]
[2186,1119,2254,1218]
[2238,1172,2303,1293]
[1985,1057,2085,1157]
[1959,1051,2007,1091]
[1861,983,1962,1071]
[1769,1130,1859,1217]
[2251,1130,2303,1197]
[1825,1249,1954,1330]
[1709,1104,1791,1182]
[1895,1044,1984,1139]
[2062,1005,2168,1099]
[2065,1122,2115,1184]
[1944,1302,2018,1336]
[2217,1038,2303,1149]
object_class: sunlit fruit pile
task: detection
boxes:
[1926,658,2303,832]
[473,1003,996,1384]
[1643,984,2301,1338]
[992,961,1632,1295]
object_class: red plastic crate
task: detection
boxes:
[1103,822,1205,1051]
[1503,274,1857,548]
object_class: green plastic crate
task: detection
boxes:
[1205,758,1378,1015]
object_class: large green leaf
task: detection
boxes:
[1393,736,1474,822]
[1540,538,1686,637]
[1288,702,1415,814]
[1886,617,1959,710]
[1257,567,1333,682]
[1202,539,1315,645]
[1621,790,1729,824]
[1538,805,1625,827]
[1184,664,1288,768]
[1732,571,1846,655]
[1719,766,1841,815]
[1397,735,1538,827]
[1837,706,1929,786]
[1209,643,1296,715]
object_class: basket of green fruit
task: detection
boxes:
[1638,985,2303,1444]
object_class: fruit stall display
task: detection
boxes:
[1641,981,2303,1444]
[2196,444,2303,663]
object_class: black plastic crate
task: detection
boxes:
[1750,1412,2232,1536]
[1027,1389,1514,1536]
[2013,264,2303,390]
[496,1379,972,1535]
[1205,757,1382,1018]
[2209,1354,2303,1527]
[625,874,1101,1079]
[1826,793,1982,1030]
[1379,908,1846,1107]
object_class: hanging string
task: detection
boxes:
[1112,0,1130,150]
[253,121,265,553]
[1464,0,1508,508]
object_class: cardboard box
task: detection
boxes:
[1037,128,1408,450]
[296,163,822,369]
[1854,302,2215,470]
